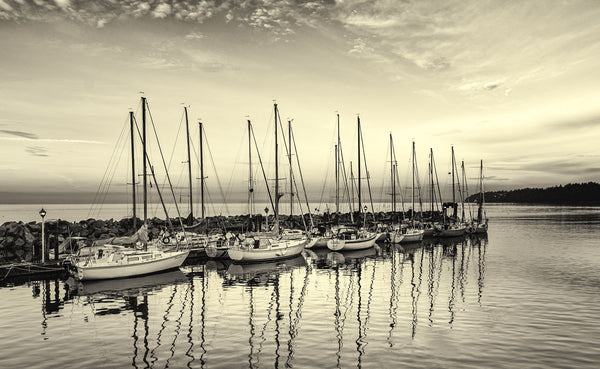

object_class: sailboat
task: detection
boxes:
[378,133,400,243]
[162,110,231,259]
[327,115,379,251]
[392,141,424,243]
[227,104,311,262]
[422,148,440,237]
[387,133,404,243]
[467,160,489,234]
[434,146,467,237]
[311,113,355,248]
[74,97,189,280]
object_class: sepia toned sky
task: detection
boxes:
[1,0,600,205]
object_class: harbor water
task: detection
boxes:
[1,204,600,368]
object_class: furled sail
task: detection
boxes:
[92,223,150,247]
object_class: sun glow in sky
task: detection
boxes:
[1,0,600,204]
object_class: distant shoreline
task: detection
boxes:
[465,182,600,206]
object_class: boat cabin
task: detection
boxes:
[335,227,360,240]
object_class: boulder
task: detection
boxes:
[3,235,15,248]
[14,237,25,248]
[23,227,35,244]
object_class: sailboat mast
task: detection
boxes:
[430,148,434,215]
[129,111,137,230]
[199,121,205,219]
[480,159,485,206]
[335,144,339,214]
[288,120,293,217]
[141,97,147,224]
[390,134,395,213]
[461,160,466,221]
[357,116,362,215]
[336,113,340,215]
[350,161,355,215]
[247,120,254,216]
[411,141,415,228]
[451,145,455,205]
[479,159,484,222]
[412,141,416,227]
[274,103,279,222]
[184,107,194,220]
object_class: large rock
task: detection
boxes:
[23,227,35,244]
[6,222,25,235]
[3,235,15,248]
[14,237,25,248]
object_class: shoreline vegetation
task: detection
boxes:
[465,182,600,205]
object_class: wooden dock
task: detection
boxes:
[0,260,67,283]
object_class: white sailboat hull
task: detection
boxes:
[474,224,488,234]
[399,229,425,243]
[423,228,435,237]
[205,245,229,259]
[436,226,467,237]
[76,250,189,281]
[328,234,378,251]
[391,232,405,244]
[308,237,330,248]
[227,239,306,262]
[470,223,488,234]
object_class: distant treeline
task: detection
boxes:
[465,182,600,205]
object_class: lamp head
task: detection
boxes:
[39,208,46,218]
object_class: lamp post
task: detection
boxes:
[264,207,269,230]
[39,208,46,263]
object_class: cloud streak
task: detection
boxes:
[0,129,38,139]
[26,145,48,157]
[0,136,104,144]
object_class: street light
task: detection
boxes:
[39,208,46,263]
[264,207,269,230]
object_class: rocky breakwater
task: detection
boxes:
[0,215,252,264]
[0,217,145,264]
[0,210,441,264]
[0,221,38,263]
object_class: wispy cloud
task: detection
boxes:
[484,175,510,182]
[458,79,505,93]
[433,129,462,137]
[333,0,600,96]
[184,31,205,40]
[547,116,600,130]
[0,129,38,139]
[348,38,374,55]
[26,146,48,157]
[0,136,104,144]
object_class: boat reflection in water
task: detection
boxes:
[225,254,307,283]
[69,269,188,296]
[11,233,487,368]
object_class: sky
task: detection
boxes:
[1,0,600,206]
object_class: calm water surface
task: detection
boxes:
[1,204,600,368]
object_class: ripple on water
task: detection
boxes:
[1,205,600,368]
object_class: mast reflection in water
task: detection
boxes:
[4,205,600,368]
[1,233,530,369]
